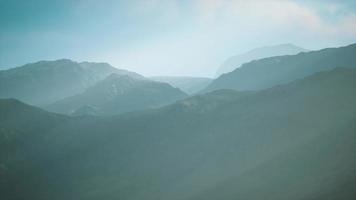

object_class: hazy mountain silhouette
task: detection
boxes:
[215,44,307,76]
[205,43,356,92]
[0,59,143,105]
[47,73,188,115]
[70,105,100,116]
[1,68,355,200]
[151,76,212,94]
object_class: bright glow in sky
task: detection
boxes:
[1,0,356,77]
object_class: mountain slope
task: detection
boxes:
[216,43,307,76]
[1,68,356,200]
[192,121,356,200]
[0,98,70,199]
[0,59,143,105]
[47,74,188,115]
[205,43,356,92]
[151,76,212,94]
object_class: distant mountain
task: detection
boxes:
[215,44,307,76]
[151,76,212,94]
[0,59,143,105]
[47,73,188,115]
[205,43,356,92]
[1,68,356,200]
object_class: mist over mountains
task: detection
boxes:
[205,43,356,92]
[47,73,187,116]
[2,0,356,199]
[0,59,143,105]
[0,59,187,115]
[215,44,307,77]
[151,76,212,94]
[1,43,356,200]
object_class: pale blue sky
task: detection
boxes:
[1,0,356,77]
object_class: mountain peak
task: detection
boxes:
[0,59,144,105]
[47,72,187,115]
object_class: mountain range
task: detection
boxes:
[0,59,142,105]
[1,67,356,200]
[1,42,356,200]
[47,73,187,115]
[0,59,189,115]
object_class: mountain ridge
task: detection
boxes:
[0,59,143,105]
[205,43,356,92]
[215,43,307,76]
[47,73,188,115]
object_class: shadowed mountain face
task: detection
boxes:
[0,59,143,105]
[151,76,212,94]
[215,44,307,77]
[1,68,355,200]
[205,43,356,92]
[47,74,188,115]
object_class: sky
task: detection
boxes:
[1,0,356,77]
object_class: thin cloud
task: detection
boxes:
[193,0,356,36]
